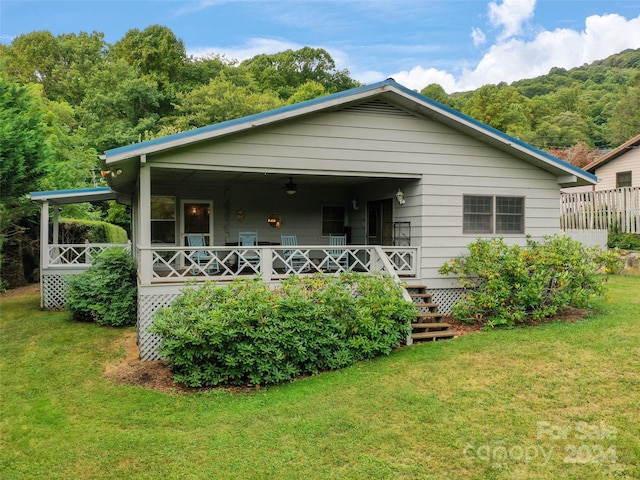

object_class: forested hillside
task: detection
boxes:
[1,25,639,287]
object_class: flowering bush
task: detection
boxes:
[439,235,621,327]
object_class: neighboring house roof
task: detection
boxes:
[103,78,596,186]
[584,133,640,173]
[30,187,119,205]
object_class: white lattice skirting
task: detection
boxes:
[428,288,464,315]
[42,274,71,310]
[138,293,181,360]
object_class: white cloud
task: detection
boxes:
[457,13,640,91]
[389,66,458,94]
[488,0,536,39]
[173,0,224,17]
[392,12,640,94]
[471,28,487,47]
[187,38,303,62]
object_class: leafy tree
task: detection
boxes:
[166,75,283,131]
[242,47,359,99]
[607,81,640,145]
[0,31,107,105]
[78,60,161,151]
[110,25,186,115]
[421,83,455,107]
[111,25,186,86]
[461,84,532,135]
[0,31,60,96]
[547,141,599,168]
[0,74,53,287]
[287,80,327,104]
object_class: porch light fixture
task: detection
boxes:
[396,188,406,205]
[267,213,283,228]
[285,177,297,195]
[352,199,359,210]
[100,168,123,178]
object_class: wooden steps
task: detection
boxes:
[407,285,457,342]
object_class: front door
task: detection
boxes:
[367,199,393,245]
[181,200,213,245]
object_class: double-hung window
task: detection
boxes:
[321,206,345,236]
[463,195,525,234]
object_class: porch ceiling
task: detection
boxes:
[150,168,418,189]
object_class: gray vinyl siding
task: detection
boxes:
[147,102,564,288]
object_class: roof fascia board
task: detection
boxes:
[585,133,640,172]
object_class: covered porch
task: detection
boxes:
[130,165,422,286]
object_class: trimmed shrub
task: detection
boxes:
[150,272,416,387]
[66,247,136,326]
[439,235,622,328]
[608,232,640,250]
[57,218,128,244]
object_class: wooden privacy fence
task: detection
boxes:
[561,187,640,234]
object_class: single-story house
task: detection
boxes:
[32,79,597,359]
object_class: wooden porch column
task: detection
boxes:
[139,164,152,284]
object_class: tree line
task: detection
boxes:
[1,25,639,287]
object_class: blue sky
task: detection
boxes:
[2,0,640,92]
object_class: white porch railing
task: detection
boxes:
[142,244,420,284]
[46,242,132,267]
[561,187,640,233]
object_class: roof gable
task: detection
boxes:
[104,79,596,186]
[585,133,640,172]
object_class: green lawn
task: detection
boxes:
[1,276,639,479]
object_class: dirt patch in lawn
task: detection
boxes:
[104,331,200,394]
[445,306,590,335]
[1,283,40,299]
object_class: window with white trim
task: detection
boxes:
[463,195,524,234]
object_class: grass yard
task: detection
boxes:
[1,276,639,479]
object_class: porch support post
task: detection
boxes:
[52,204,60,244]
[261,246,273,282]
[40,201,49,308]
[139,164,152,284]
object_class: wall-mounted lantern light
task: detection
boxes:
[396,188,405,205]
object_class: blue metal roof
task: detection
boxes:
[104,78,596,183]
[30,187,118,204]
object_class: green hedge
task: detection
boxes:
[57,218,127,244]
[151,273,416,387]
[608,232,640,250]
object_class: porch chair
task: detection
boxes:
[327,234,349,272]
[238,231,260,272]
[186,234,219,275]
[280,235,310,273]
